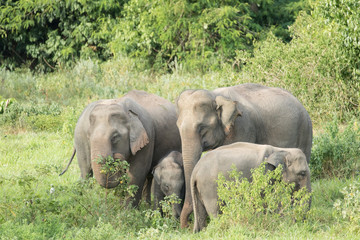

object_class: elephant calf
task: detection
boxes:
[191,142,311,233]
[152,151,184,218]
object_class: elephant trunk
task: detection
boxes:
[294,173,312,212]
[304,175,312,210]
[173,201,183,219]
[179,131,202,228]
[90,142,125,189]
[174,183,185,218]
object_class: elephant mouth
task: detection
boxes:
[92,152,128,189]
[114,153,126,161]
[202,140,223,151]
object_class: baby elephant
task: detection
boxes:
[152,151,184,218]
[191,142,311,233]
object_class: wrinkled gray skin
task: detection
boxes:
[152,151,184,218]
[176,83,313,227]
[191,142,312,233]
[62,90,181,206]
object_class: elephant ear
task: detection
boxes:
[152,165,161,184]
[128,110,149,155]
[265,151,288,169]
[215,96,242,135]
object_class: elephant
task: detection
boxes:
[60,90,181,206]
[176,83,313,227]
[191,142,312,233]
[152,151,184,218]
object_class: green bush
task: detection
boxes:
[141,194,182,234]
[212,163,311,232]
[315,0,360,80]
[0,101,62,130]
[311,118,360,179]
[0,96,16,114]
[25,115,63,132]
[0,0,125,71]
[333,178,360,233]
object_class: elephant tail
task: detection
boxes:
[191,174,207,233]
[59,148,76,176]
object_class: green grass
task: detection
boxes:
[1,125,359,239]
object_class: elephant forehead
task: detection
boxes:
[90,105,129,125]
[92,103,125,115]
[178,90,213,105]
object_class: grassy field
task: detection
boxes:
[0,130,358,239]
[1,54,359,239]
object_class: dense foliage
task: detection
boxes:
[114,0,308,70]
[317,0,360,76]
[0,0,125,71]
[311,118,360,179]
[1,0,307,71]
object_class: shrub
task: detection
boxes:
[0,96,16,114]
[333,179,360,233]
[315,0,360,80]
[212,163,312,232]
[142,194,181,231]
[0,101,63,131]
[311,118,360,179]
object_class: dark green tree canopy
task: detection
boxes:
[0,0,307,71]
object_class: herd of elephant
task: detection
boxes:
[60,83,313,233]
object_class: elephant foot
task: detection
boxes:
[180,220,189,229]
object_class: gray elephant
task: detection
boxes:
[191,142,311,233]
[176,83,313,227]
[152,151,184,218]
[60,90,181,206]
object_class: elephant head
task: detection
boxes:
[88,100,149,188]
[176,90,241,227]
[265,149,312,203]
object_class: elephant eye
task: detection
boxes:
[111,134,121,143]
[198,125,206,135]
[162,184,170,193]
[298,170,307,177]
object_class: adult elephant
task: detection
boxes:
[60,90,181,206]
[176,83,312,228]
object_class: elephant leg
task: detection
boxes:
[75,141,92,179]
[152,179,165,208]
[204,198,219,219]
[127,147,153,206]
[192,185,208,233]
[141,174,153,205]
